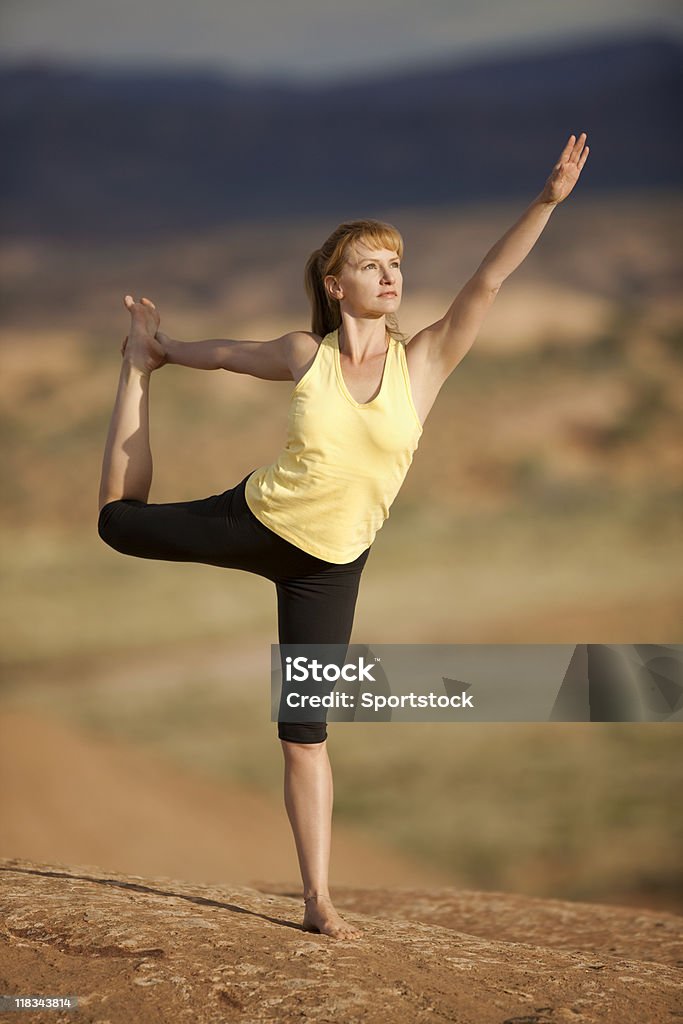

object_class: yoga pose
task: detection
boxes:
[97,133,589,938]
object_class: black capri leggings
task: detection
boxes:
[97,470,371,744]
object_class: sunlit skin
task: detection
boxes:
[541,131,589,204]
[103,131,590,939]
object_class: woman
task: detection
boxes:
[97,132,589,938]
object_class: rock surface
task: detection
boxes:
[1,857,681,1024]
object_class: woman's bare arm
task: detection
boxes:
[119,299,298,380]
[157,331,299,380]
[478,132,589,288]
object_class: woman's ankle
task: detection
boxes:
[121,356,151,380]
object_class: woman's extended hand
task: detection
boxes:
[539,132,590,205]
[154,330,174,362]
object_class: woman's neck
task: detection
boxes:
[338,321,389,365]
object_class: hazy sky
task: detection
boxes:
[1,0,680,80]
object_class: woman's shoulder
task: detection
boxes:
[287,330,325,384]
[287,330,324,359]
[287,329,323,346]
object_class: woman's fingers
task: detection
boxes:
[556,134,575,166]
[571,132,587,162]
[555,132,587,168]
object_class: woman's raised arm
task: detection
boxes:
[476,132,590,289]
[407,132,590,381]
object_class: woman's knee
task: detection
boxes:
[278,721,327,745]
[97,498,143,553]
[97,500,120,547]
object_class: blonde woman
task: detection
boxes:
[98,132,589,938]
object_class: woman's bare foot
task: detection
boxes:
[121,295,167,374]
[302,894,362,939]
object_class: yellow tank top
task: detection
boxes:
[244,327,423,563]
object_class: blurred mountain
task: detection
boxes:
[1,32,681,241]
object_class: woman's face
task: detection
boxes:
[326,241,402,319]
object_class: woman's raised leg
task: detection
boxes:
[98,295,165,512]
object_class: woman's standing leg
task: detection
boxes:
[276,560,369,939]
[281,741,344,930]
[98,296,165,512]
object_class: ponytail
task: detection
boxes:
[304,247,339,339]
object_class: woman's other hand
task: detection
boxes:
[153,330,175,362]
[540,132,590,205]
